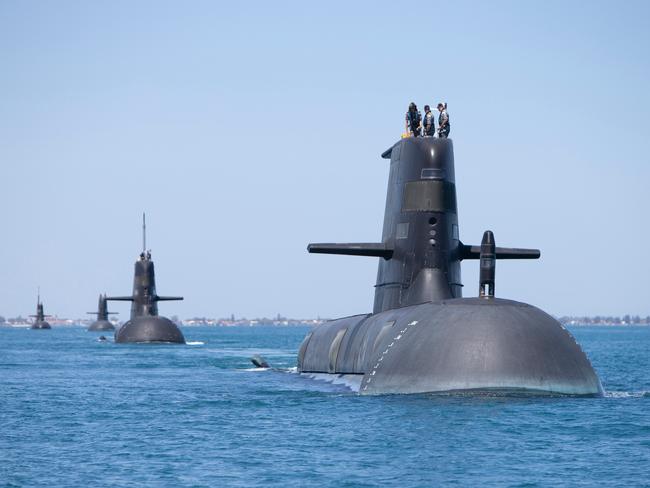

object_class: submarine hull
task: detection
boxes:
[300,136,603,396]
[88,320,115,331]
[298,298,603,396]
[114,316,185,344]
[30,321,51,330]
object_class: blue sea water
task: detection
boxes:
[1,325,649,487]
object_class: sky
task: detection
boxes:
[1,1,649,319]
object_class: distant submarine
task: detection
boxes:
[297,136,603,396]
[106,214,185,344]
[87,294,116,331]
[30,292,51,330]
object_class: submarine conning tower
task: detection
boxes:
[309,137,539,312]
[375,137,461,310]
[106,214,185,343]
[302,136,603,396]
[127,255,165,320]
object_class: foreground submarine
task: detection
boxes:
[298,136,603,396]
[87,294,116,331]
[30,293,51,329]
[106,215,185,344]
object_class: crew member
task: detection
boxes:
[405,102,422,137]
[437,102,450,138]
[423,105,435,136]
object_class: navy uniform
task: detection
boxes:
[405,103,422,137]
[423,105,435,136]
[437,103,450,138]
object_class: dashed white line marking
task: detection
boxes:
[362,319,420,392]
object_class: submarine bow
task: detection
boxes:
[299,137,603,396]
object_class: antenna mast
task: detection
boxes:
[142,212,146,254]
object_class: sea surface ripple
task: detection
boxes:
[1,326,649,487]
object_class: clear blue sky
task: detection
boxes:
[1,1,649,319]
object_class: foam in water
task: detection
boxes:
[605,391,650,398]
[302,373,363,392]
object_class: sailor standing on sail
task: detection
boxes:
[423,105,435,137]
[405,102,422,137]
[437,102,450,138]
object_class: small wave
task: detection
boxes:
[605,391,650,398]
[241,367,269,372]
[186,341,205,346]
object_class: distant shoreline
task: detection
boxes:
[2,320,649,328]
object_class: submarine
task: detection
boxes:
[106,214,185,344]
[297,136,603,396]
[30,292,51,329]
[87,294,116,331]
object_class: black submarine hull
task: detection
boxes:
[30,321,51,330]
[88,320,115,331]
[114,316,185,344]
[298,298,603,396]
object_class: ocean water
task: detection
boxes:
[1,325,649,487]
